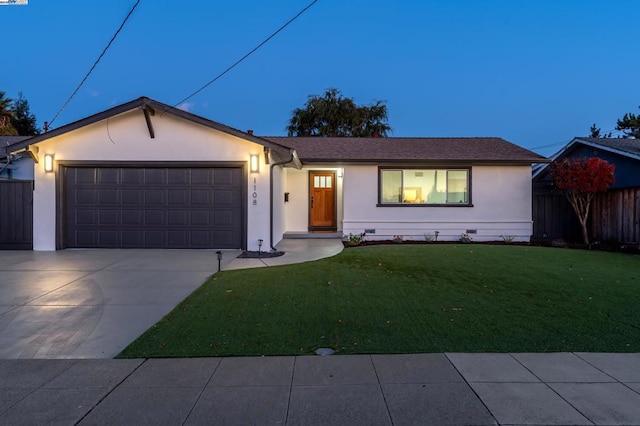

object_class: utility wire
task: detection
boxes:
[529,128,623,151]
[171,0,319,110]
[49,0,141,127]
[530,139,572,151]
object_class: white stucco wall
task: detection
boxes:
[32,109,271,251]
[271,165,286,247]
[284,166,344,234]
[341,165,533,242]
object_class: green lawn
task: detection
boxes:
[118,245,640,358]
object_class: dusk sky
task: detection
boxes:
[3,0,639,156]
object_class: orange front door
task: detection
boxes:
[309,171,336,230]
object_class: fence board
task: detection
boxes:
[590,187,639,245]
[0,180,33,250]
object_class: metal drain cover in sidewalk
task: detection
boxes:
[315,348,335,356]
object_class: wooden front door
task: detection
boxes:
[309,171,336,230]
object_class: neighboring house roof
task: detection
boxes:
[265,136,548,164]
[577,137,640,157]
[1,136,31,149]
[1,97,294,161]
[532,137,640,179]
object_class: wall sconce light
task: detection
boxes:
[44,154,54,173]
[250,154,260,173]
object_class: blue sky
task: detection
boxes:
[3,0,639,156]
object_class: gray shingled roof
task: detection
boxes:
[0,136,31,148]
[1,98,293,160]
[264,137,547,163]
[579,137,640,156]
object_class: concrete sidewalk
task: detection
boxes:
[2,352,640,425]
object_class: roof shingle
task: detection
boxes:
[264,136,547,163]
[579,137,640,156]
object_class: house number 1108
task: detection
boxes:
[252,177,257,205]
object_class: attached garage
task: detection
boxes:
[62,164,245,249]
[2,97,297,251]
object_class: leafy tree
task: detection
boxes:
[616,106,640,138]
[589,124,600,138]
[552,157,615,245]
[287,88,391,137]
[0,91,18,136]
[11,92,41,136]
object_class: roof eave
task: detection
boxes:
[573,137,640,161]
[298,158,548,165]
[2,97,291,158]
[532,137,640,180]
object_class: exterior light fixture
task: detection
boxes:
[44,154,54,173]
[258,239,263,255]
[216,251,222,272]
[250,154,260,173]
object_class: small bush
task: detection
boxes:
[501,234,515,244]
[345,233,365,247]
[458,233,473,243]
[393,235,404,243]
[424,233,436,242]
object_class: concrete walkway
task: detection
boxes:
[224,238,344,270]
[1,352,640,425]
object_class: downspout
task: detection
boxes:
[269,149,295,251]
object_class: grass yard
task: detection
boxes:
[118,245,640,358]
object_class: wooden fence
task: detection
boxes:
[0,180,33,250]
[591,187,640,245]
[533,182,640,245]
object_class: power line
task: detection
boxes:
[171,0,319,110]
[48,0,141,127]
[530,139,571,151]
[529,128,624,151]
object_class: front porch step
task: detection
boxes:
[283,232,343,239]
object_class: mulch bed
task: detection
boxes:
[342,239,640,254]
[237,250,285,259]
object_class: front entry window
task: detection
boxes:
[314,175,332,188]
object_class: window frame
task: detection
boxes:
[377,166,473,207]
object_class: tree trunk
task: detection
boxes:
[567,193,592,246]
[579,218,590,246]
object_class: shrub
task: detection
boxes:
[458,233,473,243]
[501,234,515,244]
[345,233,365,247]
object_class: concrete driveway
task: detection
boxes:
[0,249,240,359]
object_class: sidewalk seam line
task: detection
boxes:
[0,359,81,418]
[573,352,624,382]
[73,358,148,425]
[370,354,395,426]
[508,353,596,425]
[444,353,501,425]
[181,357,223,425]
[284,355,296,425]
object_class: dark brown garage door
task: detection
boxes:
[64,166,244,249]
